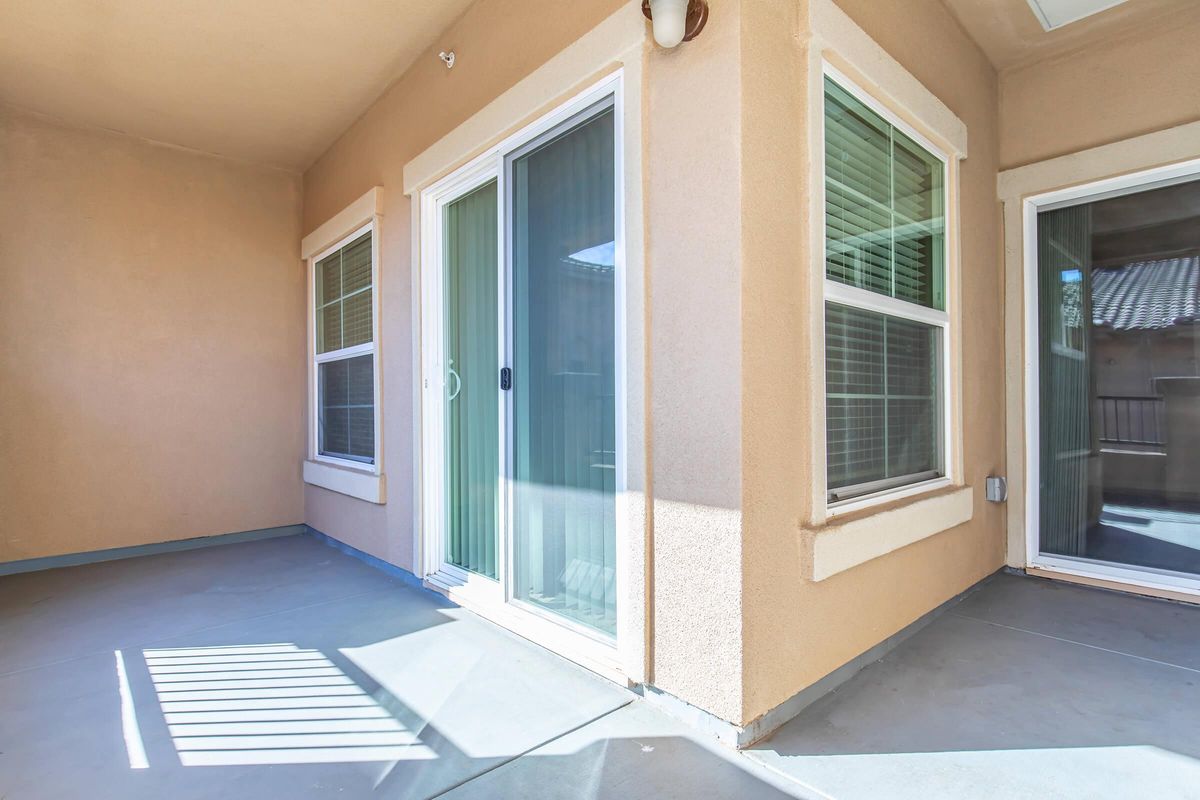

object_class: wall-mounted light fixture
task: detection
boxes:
[641,0,709,48]
[438,50,455,69]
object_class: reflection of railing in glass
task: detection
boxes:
[1095,395,1165,448]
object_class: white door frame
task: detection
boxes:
[1022,156,1200,597]
[418,158,506,608]
[416,72,630,681]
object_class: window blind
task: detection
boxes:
[825,78,944,310]
[316,232,373,354]
[824,76,946,501]
[319,355,375,462]
[826,304,940,496]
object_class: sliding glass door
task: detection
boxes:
[444,181,500,579]
[428,93,619,641]
[509,102,617,635]
[1035,176,1200,586]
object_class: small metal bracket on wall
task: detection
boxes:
[986,476,1008,503]
[438,51,455,69]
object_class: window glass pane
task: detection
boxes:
[319,355,374,463]
[317,251,340,306]
[347,407,375,461]
[511,103,617,636]
[826,303,941,498]
[341,234,372,294]
[315,231,372,354]
[824,77,945,310]
[342,290,372,348]
[318,302,341,354]
[319,359,349,457]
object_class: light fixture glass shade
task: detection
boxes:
[649,0,689,48]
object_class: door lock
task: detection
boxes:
[500,367,512,391]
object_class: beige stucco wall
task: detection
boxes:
[301,0,626,569]
[646,0,747,724]
[0,105,305,562]
[998,6,1200,170]
[302,0,753,721]
[736,0,1006,725]
[301,0,1006,727]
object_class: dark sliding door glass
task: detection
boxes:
[1037,178,1200,578]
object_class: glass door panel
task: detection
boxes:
[510,102,617,635]
[444,181,499,579]
[1037,177,1200,579]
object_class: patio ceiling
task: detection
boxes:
[0,0,474,170]
[942,0,1189,69]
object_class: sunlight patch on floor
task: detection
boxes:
[143,643,436,766]
[749,744,1200,799]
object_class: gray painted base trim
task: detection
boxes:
[304,526,449,603]
[0,524,306,577]
[640,570,1002,749]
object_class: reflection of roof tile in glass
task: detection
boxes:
[1063,281,1083,329]
[1092,256,1200,331]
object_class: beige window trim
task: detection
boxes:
[803,486,974,581]
[301,188,385,499]
[303,460,386,504]
[810,0,967,159]
[802,0,969,539]
[301,187,382,259]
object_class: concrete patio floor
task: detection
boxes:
[748,572,1200,799]
[0,535,802,800]
[2,535,1198,799]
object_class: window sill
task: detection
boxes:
[303,460,386,504]
[802,484,973,581]
[827,476,952,518]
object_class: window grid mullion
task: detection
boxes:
[837,308,849,485]
[317,284,370,311]
[338,248,346,351]
[888,125,896,301]
[882,314,890,480]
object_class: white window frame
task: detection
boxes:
[821,63,955,516]
[416,72,628,680]
[1022,157,1200,597]
[308,220,382,475]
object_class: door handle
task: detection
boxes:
[448,359,462,401]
